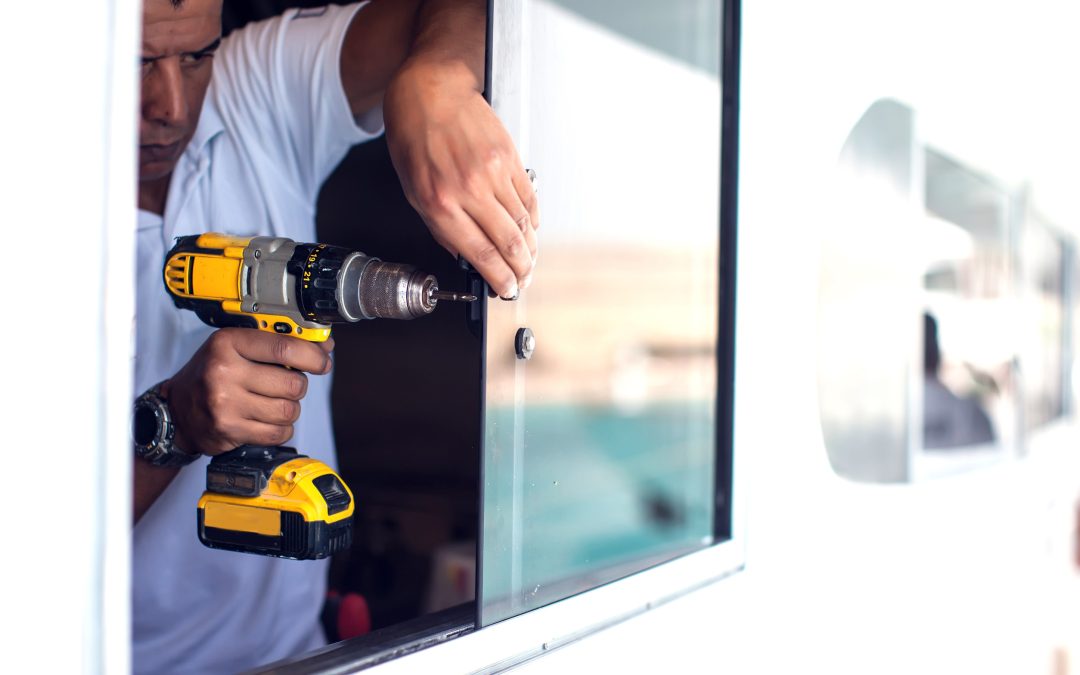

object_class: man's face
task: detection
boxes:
[140,0,222,183]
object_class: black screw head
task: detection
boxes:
[515,327,536,360]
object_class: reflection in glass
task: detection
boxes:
[481,0,720,625]
[922,312,995,449]
[823,104,1071,482]
[546,0,720,75]
[1021,221,1067,430]
[920,150,1016,454]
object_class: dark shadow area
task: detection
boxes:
[317,138,481,629]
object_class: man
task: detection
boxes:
[131,1,537,672]
[922,313,995,449]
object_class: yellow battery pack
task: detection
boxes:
[196,446,354,560]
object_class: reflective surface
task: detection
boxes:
[821,100,1076,484]
[920,149,1015,456]
[1021,220,1068,430]
[482,0,720,626]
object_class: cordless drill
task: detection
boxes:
[163,232,475,559]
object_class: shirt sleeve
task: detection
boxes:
[209,3,384,201]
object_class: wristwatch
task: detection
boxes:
[132,381,200,468]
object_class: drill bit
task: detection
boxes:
[430,289,478,303]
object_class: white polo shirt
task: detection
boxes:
[132,5,381,673]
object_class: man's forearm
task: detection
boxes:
[341,0,421,116]
[405,0,486,90]
[381,0,538,299]
[341,0,486,118]
[133,459,181,524]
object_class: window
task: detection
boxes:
[480,0,727,626]
[916,151,1077,469]
[918,150,1017,471]
[1020,218,1069,430]
[236,0,739,670]
[820,100,1077,485]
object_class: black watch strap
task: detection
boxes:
[133,381,200,468]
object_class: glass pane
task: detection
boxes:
[1021,221,1067,430]
[481,0,720,625]
[917,150,1017,471]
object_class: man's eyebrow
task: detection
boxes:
[187,37,222,58]
[142,36,222,63]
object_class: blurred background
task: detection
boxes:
[730,1,1080,672]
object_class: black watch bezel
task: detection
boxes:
[133,382,198,468]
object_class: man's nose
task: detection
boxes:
[142,58,187,128]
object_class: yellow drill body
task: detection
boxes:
[163,232,468,560]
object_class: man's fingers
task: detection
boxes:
[242,392,302,426]
[230,331,332,374]
[519,224,537,289]
[462,198,535,294]
[494,176,538,282]
[229,419,295,448]
[433,206,520,298]
[246,363,309,401]
[511,167,541,232]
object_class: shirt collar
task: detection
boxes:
[161,95,223,240]
[187,93,225,157]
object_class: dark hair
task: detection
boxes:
[923,312,941,376]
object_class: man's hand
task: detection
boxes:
[384,62,538,299]
[133,329,333,523]
[164,329,334,456]
[339,0,538,298]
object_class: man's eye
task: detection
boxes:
[180,53,213,67]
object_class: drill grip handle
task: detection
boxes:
[190,300,260,331]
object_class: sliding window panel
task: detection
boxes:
[1020,218,1067,431]
[481,0,723,626]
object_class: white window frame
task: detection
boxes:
[3,2,138,673]
[369,0,746,669]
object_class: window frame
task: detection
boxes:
[432,0,743,659]
[254,0,742,669]
[913,147,1019,477]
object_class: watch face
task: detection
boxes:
[133,402,160,448]
[132,385,194,467]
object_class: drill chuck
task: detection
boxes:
[337,255,438,321]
